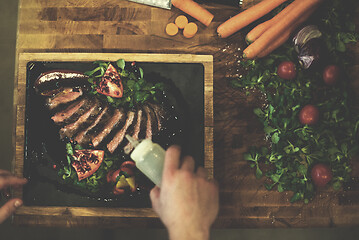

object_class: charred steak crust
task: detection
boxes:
[46,88,83,110]
[74,105,109,145]
[59,99,100,139]
[34,70,89,94]
[147,103,167,133]
[107,111,136,153]
[124,109,143,153]
[138,105,150,140]
[92,108,125,147]
[51,98,88,125]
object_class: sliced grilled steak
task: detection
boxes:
[124,109,143,153]
[51,98,88,124]
[59,99,99,139]
[107,111,135,153]
[142,104,155,140]
[92,109,125,147]
[148,103,166,132]
[46,88,83,110]
[74,106,109,145]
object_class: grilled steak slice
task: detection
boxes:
[59,99,99,139]
[74,106,109,145]
[92,109,125,147]
[142,104,156,139]
[124,109,143,153]
[107,111,135,153]
[148,103,166,132]
[46,88,83,110]
[51,98,88,125]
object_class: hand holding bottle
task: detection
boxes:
[150,146,219,240]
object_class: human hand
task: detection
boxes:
[0,170,27,223]
[150,146,219,240]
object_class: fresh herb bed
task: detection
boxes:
[232,0,359,202]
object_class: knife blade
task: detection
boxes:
[127,0,172,10]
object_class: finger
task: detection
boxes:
[0,198,23,224]
[163,145,181,179]
[196,166,207,178]
[181,156,195,172]
[0,170,12,176]
[0,176,27,189]
[150,186,161,213]
[209,178,219,188]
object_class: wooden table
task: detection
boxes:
[12,0,359,227]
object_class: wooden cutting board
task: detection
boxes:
[13,52,213,225]
[12,0,359,227]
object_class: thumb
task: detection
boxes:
[150,186,161,213]
[0,198,23,224]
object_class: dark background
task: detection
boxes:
[0,0,358,239]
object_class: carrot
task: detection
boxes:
[245,0,299,43]
[165,23,179,36]
[183,22,198,38]
[243,0,323,59]
[246,20,273,44]
[172,0,214,27]
[257,6,317,58]
[256,30,292,58]
[217,0,288,38]
[175,15,188,29]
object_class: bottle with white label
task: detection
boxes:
[126,135,165,186]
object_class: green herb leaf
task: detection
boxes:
[116,59,126,70]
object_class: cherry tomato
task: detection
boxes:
[120,167,134,176]
[277,61,296,80]
[108,169,121,183]
[311,164,333,187]
[120,161,136,169]
[299,105,319,125]
[323,65,340,85]
[106,170,115,183]
[113,186,125,195]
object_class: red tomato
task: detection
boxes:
[323,65,340,85]
[311,164,333,187]
[108,169,121,183]
[277,61,296,80]
[106,170,114,183]
[121,161,136,169]
[120,161,136,176]
[113,186,125,195]
[299,105,319,125]
[120,167,134,176]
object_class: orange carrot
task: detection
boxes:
[183,22,198,38]
[165,23,179,36]
[243,0,323,59]
[257,6,317,58]
[256,31,292,58]
[245,0,299,43]
[246,20,273,44]
[172,0,214,27]
[175,15,189,29]
[217,0,288,38]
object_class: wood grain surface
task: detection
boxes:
[12,0,359,228]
